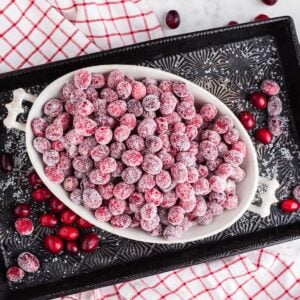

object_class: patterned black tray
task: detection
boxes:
[0,17,300,300]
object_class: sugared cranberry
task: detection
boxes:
[166,10,180,29]
[28,171,42,186]
[77,217,93,228]
[45,235,64,254]
[280,199,299,213]
[66,241,79,255]
[32,187,52,201]
[81,233,100,253]
[14,203,31,217]
[262,0,277,5]
[49,197,66,213]
[60,209,78,225]
[15,218,34,235]
[256,128,272,144]
[250,92,267,109]
[293,185,300,200]
[0,153,13,173]
[260,79,280,96]
[17,252,39,273]
[58,225,79,241]
[239,111,255,130]
[228,21,238,26]
[255,14,270,21]
[6,266,25,282]
[39,214,58,227]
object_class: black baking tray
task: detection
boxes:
[0,17,300,300]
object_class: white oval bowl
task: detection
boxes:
[26,65,259,244]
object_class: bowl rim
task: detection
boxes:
[26,64,259,244]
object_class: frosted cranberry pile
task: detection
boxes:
[31,69,246,240]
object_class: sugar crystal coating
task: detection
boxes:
[171,162,188,184]
[74,69,92,89]
[122,167,142,184]
[168,206,185,225]
[95,206,112,222]
[83,188,102,209]
[111,214,132,228]
[109,198,126,216]
[17,252,39,273]
[44,98,63,117]
[32,118,48,137]
[142,154,162,175]
[176,101,196,120]
[172,81,189,97]
[200,104,217,122]
[260,79,280,96]
[6,266,25,282]
[32,69,246,240]
[116,81,132,99]
[268,116,284,137]
[293,186,300,200]
[33,137,51,153]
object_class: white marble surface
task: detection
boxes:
[148,0,300,257]
[150,0,300,37]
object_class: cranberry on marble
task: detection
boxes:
[166,10,180,29]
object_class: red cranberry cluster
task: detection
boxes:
[31,69,247,240]
[7,171,100,282]
[239,79,283,144]
[30,172,100,255]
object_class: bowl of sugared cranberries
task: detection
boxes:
[26,65,259,243]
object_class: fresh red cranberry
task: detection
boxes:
[77,217,93,229]
[58,225,79,241]
[239,111,255,130]
[15,218,34,235]
[166,10,180,29]
[255,14,270,21]
[66,241,79,255]
[262,0,277,5]
[32,187,52,201]
[228,21,238,26]
[0,153,13,173]
[280,198,299,213]
[49,197,66,213]
[28,171,42,186]
[40,214,58,227]
[256,128,272,144]
[250,92,267,109]
[60,209,78,225]
[14,203,30,217]
[81,233,100,253]
[45,235,64,254]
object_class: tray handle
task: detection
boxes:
[3,88,36,132]
[248,176,279,218]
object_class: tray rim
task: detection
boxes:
[1,16,300,300]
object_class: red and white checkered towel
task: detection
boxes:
[1,1,300,299]
[0,0,163,73]
[60,248,300,300]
